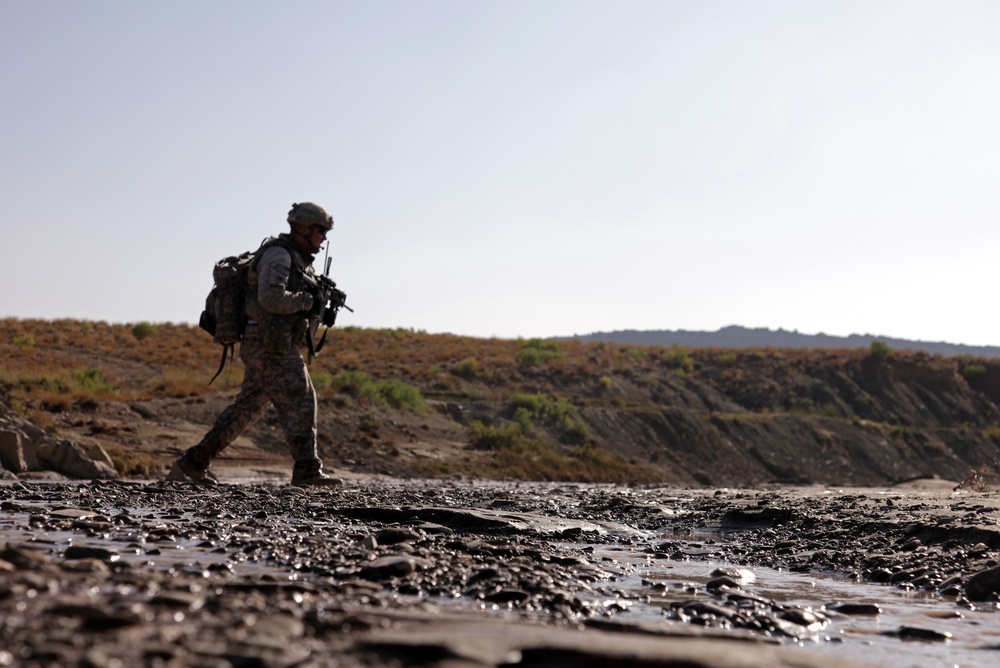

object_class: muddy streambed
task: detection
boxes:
[591,543,1000,667]
[2,478,1000,667]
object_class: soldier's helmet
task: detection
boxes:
[287,202,333,231]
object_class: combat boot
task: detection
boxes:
[166,456,220,487]
[291,472,342,487]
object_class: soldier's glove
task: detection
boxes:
[322,307,337,328]
[308,293,326,316]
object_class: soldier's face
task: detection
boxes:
[307,227,328,253]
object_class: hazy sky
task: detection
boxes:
[2,1,999,345]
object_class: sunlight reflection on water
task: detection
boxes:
[587,544,1000,668]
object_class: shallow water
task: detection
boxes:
[589,543,1000,668]
[3,483,1000,667]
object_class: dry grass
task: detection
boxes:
[4,317,999,483]
[3,317,993,413]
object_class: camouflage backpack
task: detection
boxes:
[198,239,273,383]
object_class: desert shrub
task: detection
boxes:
[14,334,34,349]
[509,392,588,443]
[561,419,590,445]
[131,322,158,340]
[598,376,613,391]
[311,371,334,392]
[466,420,646,482]
[870,340,892,360]
[329,371,424,411]
[662,346,694,374]
[717,352,737,365]
[332,370,378,397]
[513,406,537,432]
[628,348,648,362]
[451,357,480,378]
[73,368,114,393]
[470,421,524,450]
[518,338,562,367]
[511,392,574,423]
[374,379,425,411]
[963,364,988,380]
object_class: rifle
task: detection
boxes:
[304,242,352,357]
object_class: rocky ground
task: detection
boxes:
[3,475,1000,667]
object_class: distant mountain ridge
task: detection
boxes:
[566,325,1000,359]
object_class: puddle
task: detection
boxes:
[0,504,348,581]
[588,544,1000,668]
[3,490,1000,667]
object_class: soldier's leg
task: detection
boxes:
[180,334,271,470]
[262,346,323,479]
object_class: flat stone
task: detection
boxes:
[64,545,118,561]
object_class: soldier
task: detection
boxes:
[167,202,342,487]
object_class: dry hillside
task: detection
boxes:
[3,318,1000,487]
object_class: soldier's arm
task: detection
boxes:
[256,247,314,315]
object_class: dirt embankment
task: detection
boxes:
[2,321,1000,487]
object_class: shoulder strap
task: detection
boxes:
[208,343,235,385]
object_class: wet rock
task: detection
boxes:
[893,626,953,642]
[868,568,894,583]
[376,527,422,545]
[409,521,454,536]
[50,508,96,520]
[361,555,423,579]
[675,600,736,622]
[826,603,881,616]
[965,566,1000,602]
[483,588,531,604]
[47,602,143,630]
[64,545,117,561]
[710,566,755,582]
[706,576,742,593]
[151,590,205,610]
[780,607,828,629]
[253,612,306,639]
[1,543,51,569]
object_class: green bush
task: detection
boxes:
[470,421,525,450]
[72,368,114,394]
[513,406,534,431]
[561,419,590,445]
[509,392,587,443]
[332,370,377,396]
[131,322,158,340]
[963,364,988,380]
[374,379,425,411]
[628,347,648,362]
[330,371,424,411]
[662,346,694,374]
[870,340,892,360]
[451,357,480,378]
[13,334,34,349]
[511,392,575,423]
[310,371,334,391]
[518,338,563,367]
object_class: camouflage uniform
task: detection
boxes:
[177,234,326,480]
